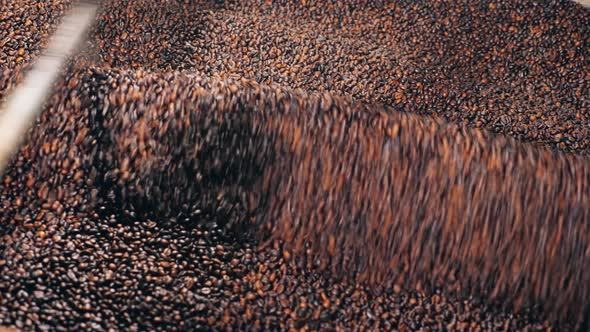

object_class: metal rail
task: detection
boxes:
[0,2,98,174]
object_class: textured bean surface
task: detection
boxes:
[1,0,589,331]
[92,0,590,153]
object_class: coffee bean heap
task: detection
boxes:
[92,0,590,153]
[88,0,221,72]
[92,67,590,329]
[0,64,578,330]
[1,0,589,331]
[0,0,72,100]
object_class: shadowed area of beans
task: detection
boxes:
[1,0,589,331]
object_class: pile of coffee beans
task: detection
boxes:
[0,64,575,331]
[1,0,589,331]
[0,0,72,100]
[92,67,590,327]
[92,0,590,153]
